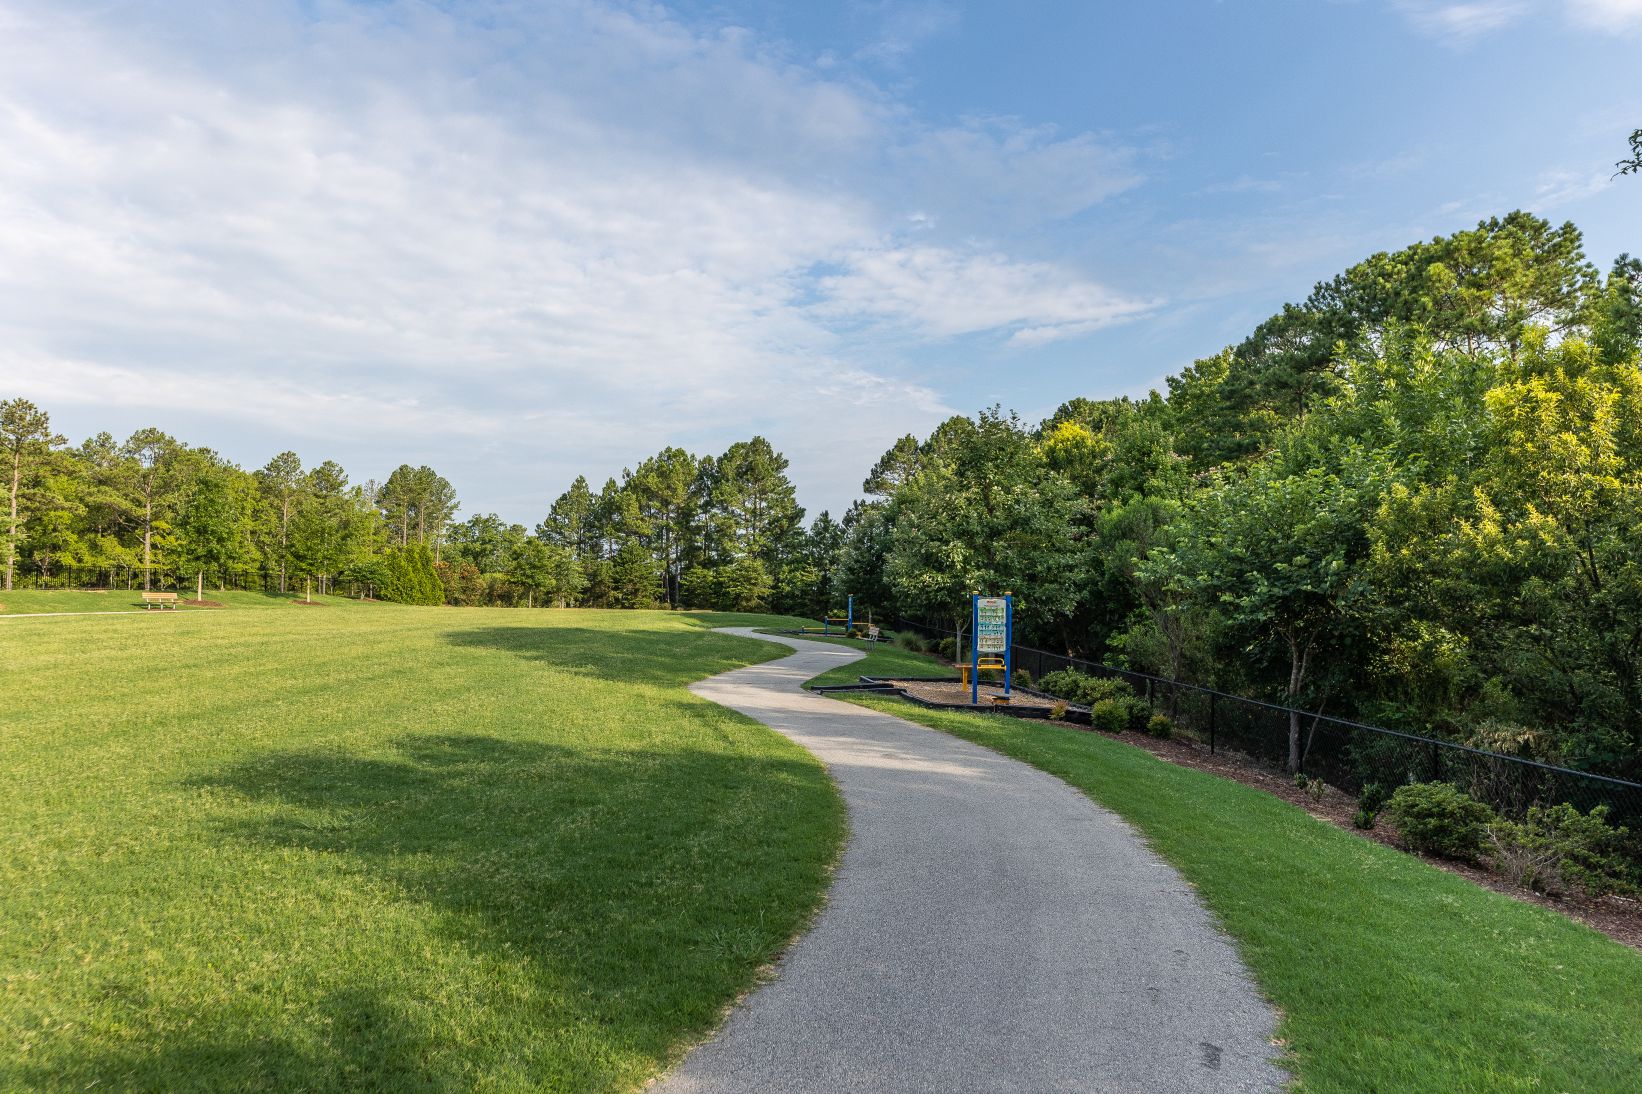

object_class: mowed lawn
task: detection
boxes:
[817,644,1642,1093]
[1,607,842,1092]
[0,587,366,614]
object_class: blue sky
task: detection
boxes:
[2,1,1638,522]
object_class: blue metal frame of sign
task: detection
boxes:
[969,593,1014,705]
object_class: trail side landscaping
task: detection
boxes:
[813,640,1642,1094]
[0,607,840,1092]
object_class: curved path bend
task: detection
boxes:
[659,630,1284,1094]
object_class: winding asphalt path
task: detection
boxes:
[657,630,1284,1094]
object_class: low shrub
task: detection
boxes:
[897,633,926,654]
[1012,668,1034,690]
[1353,783,1389,830]
[1306,777,1326,803]
[1049,699,1068,721]
[1358,782,1391,815]
[1089,698,1129,733]
[936,637,957,662]
[1147,713,1173,739]
[1386,782,1498,862]
[1486,803,1633,898]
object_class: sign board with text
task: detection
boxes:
[975,597,1008,653]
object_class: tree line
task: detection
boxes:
[9,207,1639,780]
[836,211,1642,781]
[0,410,849,617]
[0,416,469,602]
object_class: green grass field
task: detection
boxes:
[1,606,840,1092]
[826,642,1642,1092]
[0,587,368,614]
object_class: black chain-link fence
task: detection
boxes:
[898,618,1642,829]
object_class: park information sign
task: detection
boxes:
[975,598,1008,653]
[970,593,1014,705]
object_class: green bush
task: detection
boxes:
[1147,713,1173,739]
[1089,698,1129,733]
[898,633,927,654]
[1387,782,1498,862]
[1487,803,1633,898]
[1351,782,1390,829]
[936,637,957,662]
[1012,668,1034,690]
[1038,670,1151,729]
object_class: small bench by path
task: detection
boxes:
[657,630,1284,1093]
[141,592,179,610]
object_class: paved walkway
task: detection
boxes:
[657,630,1284,1094]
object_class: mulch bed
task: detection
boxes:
[1113,728,1642,952]
[290,600,325,607]
[894,678,1059,713]
[179,599,225,608]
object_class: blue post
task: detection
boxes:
[848,594,854,635]
[1004,594,1014,698]
[970,594,980,706]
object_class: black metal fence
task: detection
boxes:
[897,618,1642,829]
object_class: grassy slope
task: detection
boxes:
[824,642,1642,1093]
[0,588,368,614]
[1,607,842,1092]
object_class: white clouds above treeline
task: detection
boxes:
[0,0,1149,518]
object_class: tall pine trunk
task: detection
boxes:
[5,450,19,592]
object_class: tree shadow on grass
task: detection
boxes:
[441,624,781,686]
[18,731,838,1091]
[7,988,458,1093]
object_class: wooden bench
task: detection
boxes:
[141,592,179,610]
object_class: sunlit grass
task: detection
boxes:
[1,607,842,1092]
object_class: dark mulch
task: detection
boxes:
[179,599,225,608]
[1109,727,1642,952]
[290,599,325,607]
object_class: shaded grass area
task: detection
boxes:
[800,634,948,686]
[832,679,1642,1093]
[0,587,369,614]
[1,608,842,1091]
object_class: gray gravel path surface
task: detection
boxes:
[657,629,1285,1093]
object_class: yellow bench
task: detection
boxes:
[957,657,1006,686]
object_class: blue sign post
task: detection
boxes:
[970,593,1014,705]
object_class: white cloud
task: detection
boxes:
[1393,1,1530,40]
[815,246,1154,345]
[0,1,1144,517]
[1565,0,1642,29]
[1530,168,1614,207]
[1393,0,1642,36]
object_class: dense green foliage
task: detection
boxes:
[1386,782,1498,861]
[839,211,1642,782]
[0,608,841,1091]
[0,399,846,614]
[540,438,846,616]
[832,687,1642,1093]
